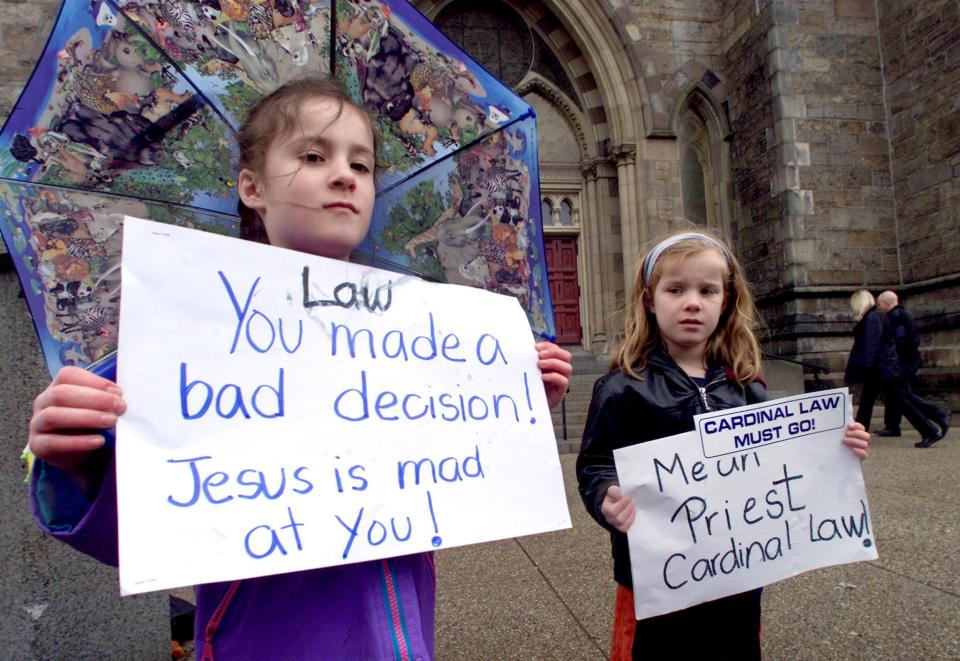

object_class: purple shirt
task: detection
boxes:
[31,456,436,660]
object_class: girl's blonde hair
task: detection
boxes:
[611,230,762,385]
[236,76,379,244]
[850,289,876,321]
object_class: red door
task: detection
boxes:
[545,236,582,345]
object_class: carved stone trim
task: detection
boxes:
[670,81,732,139]
[580,159,600,180]
[609,142,637,165]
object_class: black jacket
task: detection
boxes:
[576,344,767,588]
[844,307,900,384]
[887,304,920,377]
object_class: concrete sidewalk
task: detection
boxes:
[435,428,960,660]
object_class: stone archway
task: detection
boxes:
[672,82,736,244]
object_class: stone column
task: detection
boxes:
[579,160,604,349]
[611,143,639,295]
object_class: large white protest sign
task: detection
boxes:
[115,217,570,595]
[614,389,877,620]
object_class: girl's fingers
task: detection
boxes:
[534,340,561,352]
[541,372,568,387]
[538,357,573,378]
[536,342,572,359]
[33,383,126,416]
[536,342,573,410]
[607,499,636,532]
[607,497,631,515]
[541,370,570,409]
[603,486,638,531]
[842,428,870,461]
[29,405,119,436]
[536,342,573,365]
[51,365,122,393]
[844,424,869,439]
[842,422,870,460]
[29,432,106,462]
[27,368,122,468]
[843,438,869,457]
[844,433,869,446]
[847,447,868,460]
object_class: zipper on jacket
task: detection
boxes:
[697,374,727,412]
[698,386,711,411]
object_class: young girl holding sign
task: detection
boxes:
[576,231,869,660]
[26,77,573,659]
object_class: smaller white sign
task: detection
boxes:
[614,388,877,621]
[697,391,847,458]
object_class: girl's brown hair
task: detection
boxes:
[610,230,762,385]
[236,76,380,243]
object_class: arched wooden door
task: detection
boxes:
[545,236,581,344]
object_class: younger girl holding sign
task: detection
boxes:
[26,77,573,659]
[576,231,869,659]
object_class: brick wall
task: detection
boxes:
[876,0,960,405]
[611,0,957,406]
[762,0,898,379]
[878,0,960,283]
[721,0,780,296]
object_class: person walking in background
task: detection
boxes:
[874,290,950,440]
[844,290,947,448]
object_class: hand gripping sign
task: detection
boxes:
[614,389,877,620]
[115,218,570,595]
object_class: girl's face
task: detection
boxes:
[238,97,376,260]
[647,248,728,360]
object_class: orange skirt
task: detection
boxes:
[610,585,764,660]
[610,584,635,661]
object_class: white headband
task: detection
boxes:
[642,232,731,283]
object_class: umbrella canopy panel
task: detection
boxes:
[0,1,240,375]
[0,183,237,373]
[364,114,554,338]
[109,0,333,129]
[0,1,237,214]
[336,0,556,340]
[0,0,557,376]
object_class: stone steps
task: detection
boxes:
[550,346,609,453]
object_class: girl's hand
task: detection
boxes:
[601,484,636,533]
[842,421,870,460]
[536,341,572,409]
[28,366,126,471]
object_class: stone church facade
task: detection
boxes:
[2,0,958,406]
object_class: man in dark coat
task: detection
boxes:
[875,291,951,445]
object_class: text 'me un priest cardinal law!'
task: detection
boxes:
[614,388,877,620]
[114,217,571,595]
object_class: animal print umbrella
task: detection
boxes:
[0,0,556,377]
